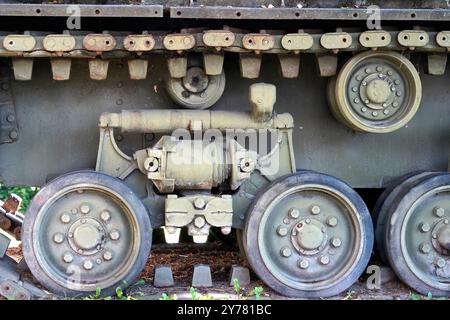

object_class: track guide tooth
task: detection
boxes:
[277,54,300,78]
[202,52,224,75]
[166,56,187,78]
[426,53,447,75]
[128,59,148,80]
[12,58,33,81]
[239,53,261,79]
[88,59,109,80]
[163,226,181,244]
[50,58,71,81]
[315,54,338,77]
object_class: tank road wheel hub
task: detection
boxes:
[165,65,226,109]
[22,171,152,296]
[328,51,421,133]
[383,173,450,296]
[243,172,373,298]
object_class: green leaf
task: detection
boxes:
[189,287,197,300]
[233,278,241,294]
[115,287,123,299]
[134,279,145,286]
[95,287,101,298]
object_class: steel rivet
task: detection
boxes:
[420,223,430,233]
[433,233,438,239]
[280,247,292,257]
[100,210,111,222]
[362,81,367,86]
[63,253,73,263]
[391,87,396,91]
[327,216,338,227]
[277,226,288,237]
[352,87,357,92]
[81,219,86,224]
[356,75,362,81]
[288,208,300,219]
[83,260,94,270]
[354,98,360,103]
[298,259,309,269]
[80,204,90,214]
[311,205,321,215]
[331,237,342,248]
[361,107,367,112]
[305,218,311,224]
[372,111,378,117]
[60,214,71,224]
[96,259,102,265]
[319,255,330,265]
[434,207,445,217]
[378,73,383,78]
[110,229,120,240]
[103,251,113,261]
[364,99,370,104]
[53,233,64,244]
[283,218,290,224]
[6,114,15,123]
[78,249,83,254]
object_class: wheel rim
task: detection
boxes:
[333,51,421,133]
[165,65,225,109]
[400,186,450,291]
[31,183,140,292]
[257,184,364,291]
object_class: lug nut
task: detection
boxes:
[100,210,111,222]
[194,198,206,209]
[319,255,330,265]
[288,208,300,219]
[83,260,93,270]
[327,216,338,227]
[60,214,71,224]
[109,229,120,240]
[194,216,206,228]
[277,226,288,237]
[419,223,430,233]
[280,247,292,257]
[298,259,309,269]
[80,204,91,214]
[419,243,431,254]
[331,237,342,248]
[310,205,321,215]
[434,207,445,218]
[436,258,446,268]
[103,251,113,261]
[53,233,64,244]
[63,253,73,263]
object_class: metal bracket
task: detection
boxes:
[0,61,18,144]
[0,279,31,300]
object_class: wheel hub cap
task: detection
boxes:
[182,67,209,93]
[438,227,450,251]
[365,79,390,104]
[291,218,327,254]
[68,217,105,255]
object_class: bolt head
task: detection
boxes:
[327,216,338,227]
[100,210,111,222]
[331,237,342,248]
[63,253,73,263]
[434,207,445,218]
[320,255,330,265]
[109,229,120,240]
[60,214,71,224]
[419,243,431,254]
[311,205,321,215]
[298,259,309,269]
[80,204,91,214]
[194,216,206,228]
[103,251,113,261]
[96,259,102,265]
[288,208,300,219]
[280,247,292,257]
[436,258,446,268]
[83,260,94,270]
[277,226,288,237]
[53,233,64,244]
[194,198,206,209]
[420,223,431,233]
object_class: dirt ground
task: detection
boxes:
[5,241,419,300]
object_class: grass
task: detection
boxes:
[0,184,39,213]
